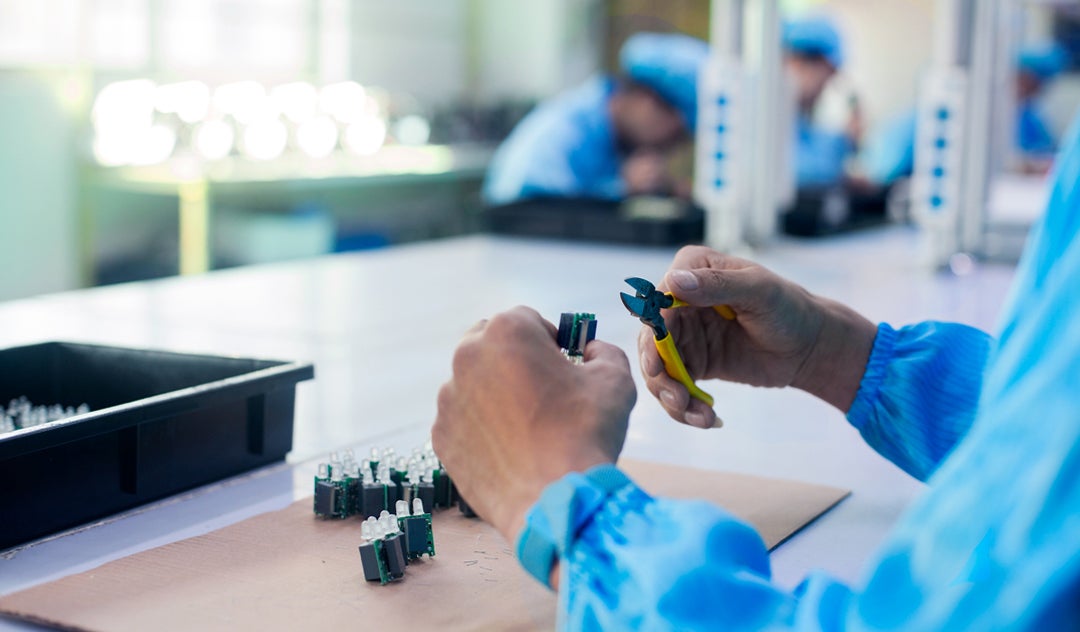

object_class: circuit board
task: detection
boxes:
[557,312,597,363]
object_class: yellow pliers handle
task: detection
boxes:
[655,295,736,407]
[668,297,737,320]
[655,332,714,407]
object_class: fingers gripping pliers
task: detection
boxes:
[620,277,735,408]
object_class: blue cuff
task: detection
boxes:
[515,464,635,588]
[847,322,898,431]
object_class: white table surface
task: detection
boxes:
[0,228,1016,629]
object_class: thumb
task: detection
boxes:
[582,339,631,369]
[664,267,759,310]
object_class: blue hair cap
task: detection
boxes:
[619,32,709,131]
[1018,43,1068,81]
[783,15,845,69]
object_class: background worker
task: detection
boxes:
[784,14,862,189]
[483,32,707,206]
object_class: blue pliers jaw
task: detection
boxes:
[620,277,674,339]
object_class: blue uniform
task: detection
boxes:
[784,16,852,188]
[516,114,1080,629]
[483,78,624,206]
[1016,43,1065,159]
[1017,100,1057,158]
[796,114,853,187]
[862,110,917,186]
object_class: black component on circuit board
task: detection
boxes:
[382,534,407,578]
[358,541,383,582]
[557,312,597,362]
[313,481,338,517]
[361,480,387,518]
[416,480,436,515]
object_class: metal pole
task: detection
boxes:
[744,0,785,244]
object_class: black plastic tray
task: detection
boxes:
[484,196,705,246]
[0,341,314,550]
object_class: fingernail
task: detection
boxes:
[684,411,707,428]
[660,390,677,407]
[670,269,698,291]
[712,416,724,429]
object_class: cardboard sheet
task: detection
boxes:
[0,460,848,631]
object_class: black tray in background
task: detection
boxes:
[0,341,314,550]
[483,196,705,246]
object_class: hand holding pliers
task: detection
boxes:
[620,277,735,410]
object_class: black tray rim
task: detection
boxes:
[0,341,315,460]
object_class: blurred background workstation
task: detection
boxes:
[2,0,1079,628]
[2,0,1079,295]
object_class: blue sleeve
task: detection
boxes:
[517,464,856,631]
[846,321,993,481]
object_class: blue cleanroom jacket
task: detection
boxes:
[796,114,852,187]
[1018,100,1057,158]
[517,115,1080,630]
[483,78,625,206]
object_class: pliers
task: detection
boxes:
[620,277,736,408]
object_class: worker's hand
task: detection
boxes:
[623,150,672,196]
[433,306,636,545]
[638,246,877,428]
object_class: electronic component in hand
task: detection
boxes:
[557,312,597,364]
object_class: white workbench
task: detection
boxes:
[0,228,1016,630]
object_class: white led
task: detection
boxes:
[396,500,409,516]
[412,497,424,516]
[368,517,385,541]
[379,510,399,535]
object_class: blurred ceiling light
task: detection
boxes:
[92,133,135,167]
[393,115,431,146]
[272,82,318,124]
[319,81,367,124]
[344,116,387,156]
[155,81,210,123]
[213,81,270,123]
[296,115,339,158]
[241,118,288,161]
[92,79,156,131]
[194,120,235,161]
[132,124,177,165]
[233,95,280,126]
